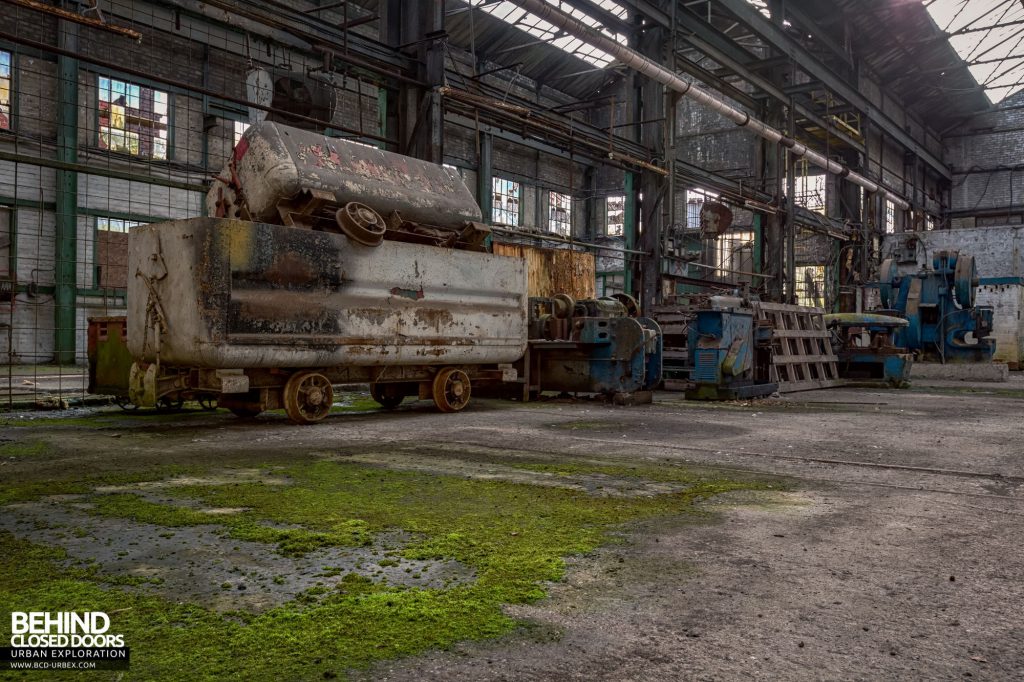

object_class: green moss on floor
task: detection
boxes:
[0,440,48,458]
[1,452,782,681]
[87,493,373,557]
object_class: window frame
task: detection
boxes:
[233,120,250,147]
[548,191,572,236]
[492,176,521,226]
[606,194,625,236]
[884,199,896,234]
[0,48,14,133]
[95,73,173,161]
[92,215,149,291]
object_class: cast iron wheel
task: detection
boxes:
[336,202,387,246]
[283,371,334,424]
[370,383,405,409]
[229,406,262,418]
[431,367,471,413]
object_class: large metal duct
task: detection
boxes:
[515,0,911,210]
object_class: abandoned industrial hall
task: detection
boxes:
[0,0,1022,679]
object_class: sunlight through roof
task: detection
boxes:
[465,0,628,69]
[925,0,1024,104]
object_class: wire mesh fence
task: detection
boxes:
[0,0,385,410]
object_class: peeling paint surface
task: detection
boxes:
[128,219,528,368]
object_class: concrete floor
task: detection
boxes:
[3,380,1023,680]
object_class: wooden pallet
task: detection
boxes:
[757,302,843,393]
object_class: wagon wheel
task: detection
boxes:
[283,371,334,424]
[336,202,387,246]
[431,368,471,413]
[114,396,139,411]
[370,383,405,410]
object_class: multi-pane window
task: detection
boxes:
[233,120,249,146]
[492,177,520,226]
[884,199,895,234]
[98,76,169,159]
[97,217,144,233]
[549,192,571,236]
[685,188,721,230]
[796,265,826,308]
[0,51,11,130]
[606,195,625,236]
[792,173,826,214]
[96,217,145,290]
[715,231,754,281]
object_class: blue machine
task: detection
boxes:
[522,294,663,400]
[878,250,995,363]
[687,296,777,400]
[824,313,913,387]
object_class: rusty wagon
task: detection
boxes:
[116,121,528,424]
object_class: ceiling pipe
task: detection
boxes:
[514,0,911,210]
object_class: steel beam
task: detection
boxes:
[712,0,951,181]
[669,10,865,152]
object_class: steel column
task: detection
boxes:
[477,132,493,220]
[54,20,78,365]
[624,171,636,296]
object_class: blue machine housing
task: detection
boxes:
[878,250,995,363]
[686,297,777,400]
[824,313,913,387]
[521,295,663,398]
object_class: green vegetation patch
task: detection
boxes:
[1,454,783,680]
[0,439,48,458]
[88,493,372,557]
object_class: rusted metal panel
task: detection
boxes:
[87,317,132,396]
[209,121,481,229]
[492,242,595,299]
[127,218,527,369]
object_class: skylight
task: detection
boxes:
[464,0,628,69]
[924,0,1024,104]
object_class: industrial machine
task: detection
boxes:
[121,122,528,423]
[517,293,663,401]
[878,250,995,363]
[824,313,913,387]
[686,295,777,400]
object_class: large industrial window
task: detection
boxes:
[98,76,169,159]
[715,230,754,282]
[548,191,571,236]
[233,120,249,146]
[0,51,11,130]
[685,188,718,229]
[796,265,826,308]
[95,217,146,290]
[492,177,520,226]
[606,195,625,236]
[792,173,826,214]
[884,200,895,233]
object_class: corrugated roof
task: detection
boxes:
[800,0,992,132]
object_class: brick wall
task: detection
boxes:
[945,91,1024,222]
